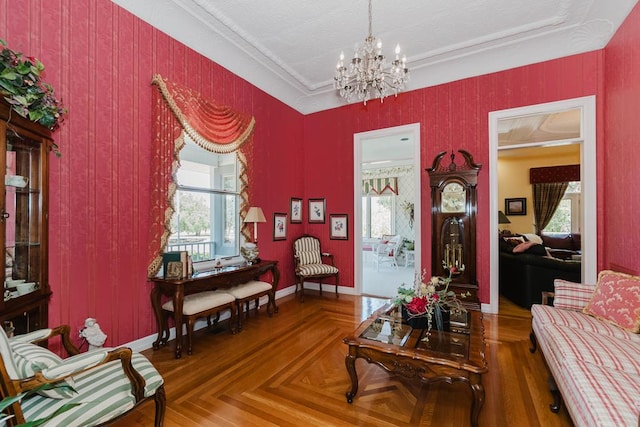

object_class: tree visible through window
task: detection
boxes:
[544,181,581,233]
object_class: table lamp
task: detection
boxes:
[498,210,511,234]
[242,207,266,264]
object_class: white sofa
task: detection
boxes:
[530,272,640,427]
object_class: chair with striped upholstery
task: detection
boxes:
[0,324,165,426]
[293,234,339,302]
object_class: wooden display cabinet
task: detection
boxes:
[0,101,52,335]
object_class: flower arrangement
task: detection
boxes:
[394,268,470,335]
[0,39,66,131]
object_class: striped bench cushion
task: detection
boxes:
[163,290,235,315]
[227,280,272,299]
[544,324,640,376]
[21,352,163,427]
[558,358,640,427]
[531,304,640,342]
[298,264,338,276]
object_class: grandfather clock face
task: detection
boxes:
[441,182,466,213]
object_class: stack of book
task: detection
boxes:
[162,251,193,279]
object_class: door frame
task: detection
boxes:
[353,123,421,295]
[487,96,597,313]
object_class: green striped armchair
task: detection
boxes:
[293,234,339,302]
[0,325,165,426]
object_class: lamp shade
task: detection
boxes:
[498,210,511,224]
[244,207,266,223]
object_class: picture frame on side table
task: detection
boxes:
[308,198,326,223]
[330,214,348,240]
[505,198,527,216]
[273,212,288,240]
[290,197,302,223]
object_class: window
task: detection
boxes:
[362,195,394,238]
[168,137,240,261]
[544,181,581,234]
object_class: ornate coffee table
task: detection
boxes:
[343,302,487,427]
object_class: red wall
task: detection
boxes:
[4,0,639,345]
[0,0,303,346]
[603,4,640,276]
[305,53,605,303]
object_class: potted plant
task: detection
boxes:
[0,39,66,133]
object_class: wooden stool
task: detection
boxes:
[226,280,273,331]
[162,290,236,355]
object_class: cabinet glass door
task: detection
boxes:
[4,134,42,300]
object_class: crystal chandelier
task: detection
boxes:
[334,0,409,105]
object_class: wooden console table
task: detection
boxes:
[150,260,279,358]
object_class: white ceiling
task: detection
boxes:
[111,0,637,114]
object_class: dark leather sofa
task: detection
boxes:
[499,243,581,308]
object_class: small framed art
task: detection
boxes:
[505,198,527,216]
[273,212,287,240]
[308,198,326,223]
[290,197,302,223]
[330,214,348,240]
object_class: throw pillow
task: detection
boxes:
[583,270,640,333]
[11,342,77,398]
[553,279,596,311]
[523,233,543,245]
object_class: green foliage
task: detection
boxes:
[173,192,210,236]
[0,39,67,131]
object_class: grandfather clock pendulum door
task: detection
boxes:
[426,150,481,289]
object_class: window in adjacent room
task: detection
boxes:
[362,195,394,238]
[168,137,240,261]
[544,181,581,234]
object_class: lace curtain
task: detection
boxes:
[147,75,255,277]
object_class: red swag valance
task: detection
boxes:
[530,164,580,184]
[147,74,256,277]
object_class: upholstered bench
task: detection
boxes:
[162,290,236,355]
[226,280,274,331]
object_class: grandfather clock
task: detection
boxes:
[426,150,481,290]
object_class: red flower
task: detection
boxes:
[406,296,428,315]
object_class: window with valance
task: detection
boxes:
[147,75,255,277]
[362,177,398,195]
[529,164,580,233]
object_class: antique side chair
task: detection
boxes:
[293,234,339,302]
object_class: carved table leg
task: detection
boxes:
[150,287,165,350]
[345,353,359,403]
[469,373,485,427]
[173,288,184,359]
[529,330,538,353]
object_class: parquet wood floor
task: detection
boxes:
[113,294,573,426]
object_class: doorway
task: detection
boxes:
[353,123,421,297]
[487,96,597,313]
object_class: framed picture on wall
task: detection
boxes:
[330,214,348,240]
[505,198,527,216]
[273,212,287,240]
[290,197,302,223]
[308,198,326,223]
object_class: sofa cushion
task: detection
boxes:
[557,358,640,427]
[543,323,640,375]
[583,270,640,333]
[553,279,596,311]
[512,241,547,255]
[531,304,640,342]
